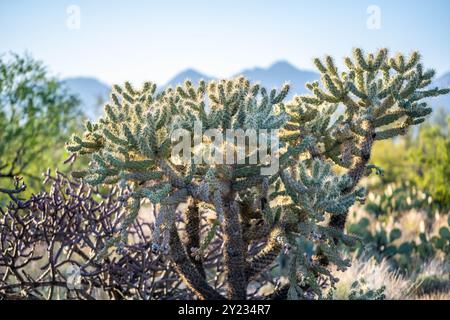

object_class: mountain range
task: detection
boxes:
[64,77,111,119]
[64,62,450,120]
[429,71,450,117]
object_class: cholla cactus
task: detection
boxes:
[289,48,449,232]
[66,48,449,300]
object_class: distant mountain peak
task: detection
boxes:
[64,77,111,119]
[63,62,322,120]
[234,60,319,94]
[63,64,450,123]
[434,72,450,87]
[268,60,297,70]
[427,72,450,115]
[178,68,208,78]
[165,68,212,87]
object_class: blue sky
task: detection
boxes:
[1,0,449,85]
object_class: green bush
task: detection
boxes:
[0,53,82,200]
[407,118,450,207]
[371,116,450,208]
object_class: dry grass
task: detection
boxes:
[331,255,449,300]
[341,206,449,300]
[415,292,450,300]
[332,256,414,300]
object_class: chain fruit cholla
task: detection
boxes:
[66,48,449,300]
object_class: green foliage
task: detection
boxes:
[0,53,82,199]
[370,139,409,183]
[371,117,450,208]
[407,119,450,207]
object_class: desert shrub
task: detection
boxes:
[331,255,449,300]
[331,256,411,300]
[0,53,82,201]
[370,139,410,184]
[0,171,192,300]
[370,116,450,208]
[407,118,450,207]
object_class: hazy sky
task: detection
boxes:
[1,0,449,85]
